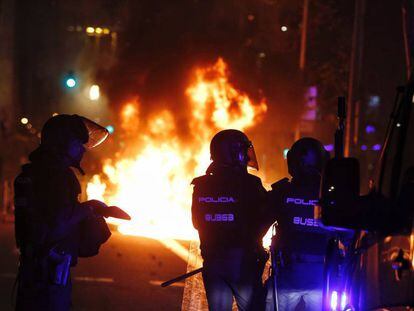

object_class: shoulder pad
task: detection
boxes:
[191,176,205,186]
[247,174,266,187]
[247,173,262,182]
[21,163,32,171]
[271,178,289,190]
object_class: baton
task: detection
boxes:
[270,223,280,311]
[161,267,203,287]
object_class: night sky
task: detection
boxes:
[1,0,408,182]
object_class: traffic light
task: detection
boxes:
[64,71,78,89]
[65,77,76,88]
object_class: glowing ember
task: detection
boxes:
[87,58,267,241]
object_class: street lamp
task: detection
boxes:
[89,85,100,101]
[86,27,95,34]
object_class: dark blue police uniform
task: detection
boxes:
[192,163,268,311]
[266,178,332,311]
[14,147,110,311]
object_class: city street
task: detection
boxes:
[0,1,412,310]
[0,222,189,310]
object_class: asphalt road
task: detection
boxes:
[0,222,189,311]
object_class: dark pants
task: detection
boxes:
[265,263,324,311]
[202,249,265,311]
[16,263,72,311]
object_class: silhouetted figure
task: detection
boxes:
[191,129,268,311]
[14,114,111,311]
[266,138,333,311]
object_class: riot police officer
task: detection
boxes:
[191,129,268,311]
[266,137,332,311]
[14,114,111,311]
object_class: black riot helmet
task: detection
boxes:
[210,129,259,170]
[41,114,108,150]
[40,114,109,173]
[287,137,329,181]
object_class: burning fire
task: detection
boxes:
[87,58,267,241]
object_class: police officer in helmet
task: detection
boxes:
[265,137,331,311]
[191,129,268,311]
[14,114,111,310]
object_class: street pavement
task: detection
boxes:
[0,222,189,310]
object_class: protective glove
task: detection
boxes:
[81,200,131,220]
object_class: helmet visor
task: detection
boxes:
[81,117,109,148]
[247,142,259,170]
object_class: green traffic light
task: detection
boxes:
[65,78,76,88]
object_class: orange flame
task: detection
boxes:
[120,100,140,134]
[187,58,267,132]
[87,58,267,241]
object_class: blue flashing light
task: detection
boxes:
[283,148,289,159]
[341,292,347,311]
[330,291,338,310]
[324,144,334,152]
[106,125,114,134]
[361,145,368,151]
[372,144,381,151]
[65,78,77,88]
[365,125,376,134]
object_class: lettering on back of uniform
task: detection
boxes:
[293,216,321,227]
[205,214,235,222]
[286,197,318,206]
[199,196,236,222]
[286,197,320,228]
[199,196,236,203]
